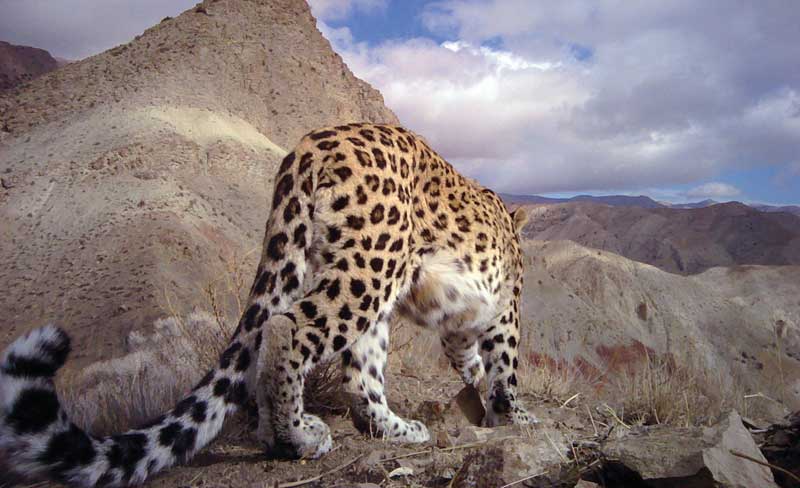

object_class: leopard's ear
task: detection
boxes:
[510,208,528,233]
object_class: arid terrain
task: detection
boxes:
[1,0,799,487]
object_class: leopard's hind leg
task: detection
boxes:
[441,331,485,387]
[342,318,429,442]
[479,295,537,427]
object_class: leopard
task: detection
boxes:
[0,123,532,487]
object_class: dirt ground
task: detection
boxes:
[7,370,595,488]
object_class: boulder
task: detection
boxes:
[598,411,778,487]
[759,410,800,487]
[451,425,573,487]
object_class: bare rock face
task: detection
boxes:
[0,41,60,91]
[0,0,398,365]
[597,411,778,487]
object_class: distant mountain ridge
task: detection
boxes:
[751,203,800,216]
[501,193,664,208]
[516,200,800,274]
[0,41,60,90]
[666,199,719,209]
[501,193,800,216]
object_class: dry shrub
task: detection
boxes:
[159,246,255,368]
[307,320,445,415]
[304,357,347,415]
[59,312,220,434]
[57,248,259,434]
[198,247,256,332]
[517,346,777,428]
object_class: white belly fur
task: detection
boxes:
[396,250,498,334]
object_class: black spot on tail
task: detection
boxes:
[7,388,60,434]
[158,422,182,447]
[225,381,248,405]
[220,342,242,369]
[3,328,71,379]
[191,401,208,423]
[235,348,251,372]
[173,396,197,417]
[39,423,96,482]
[107,433,148,482]
[194,370,215,390]
[2,353,61,378]
[213,378,231,397]
[172,427,198,463]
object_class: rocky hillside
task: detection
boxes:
[0,0,398,366]
[519,240,800,410]
[517,201,800,274]
[0,41,60,91]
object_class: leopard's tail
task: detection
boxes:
[0,322,252,487]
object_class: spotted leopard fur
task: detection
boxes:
[0,123,531,486]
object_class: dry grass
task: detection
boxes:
[515,344,778,429]
[58,244,360,432]
[595,352,775,428]
[603,354,713,426]
[517,358,589,405]
[305,357,347,415]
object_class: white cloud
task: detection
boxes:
[0,0,198,59]
[307,0,387,22]
[319,0,800,196]
[685,182,742,200]
[440,41,559,72]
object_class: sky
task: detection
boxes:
[1,0,799,205]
